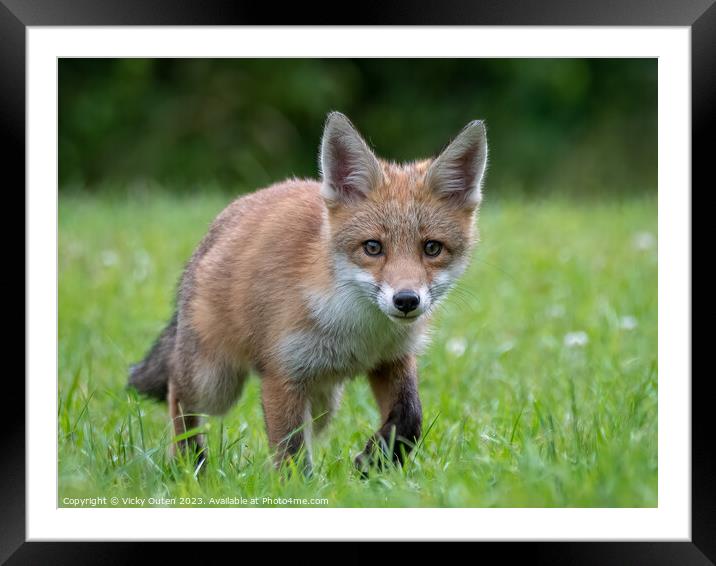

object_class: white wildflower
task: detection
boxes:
[633,232,656,251]
[620,316,638,330]
[100,250,119,267]
[546,304,566,318]
[564,331,589,348]
[446,337,467,357]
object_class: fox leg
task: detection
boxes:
[167,379,205,465]
[355,355,423,471]
[311,382,344,436]
[261,374,312,474]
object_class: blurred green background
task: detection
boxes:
[59,58,657,197]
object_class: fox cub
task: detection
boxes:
[129,112,488,472]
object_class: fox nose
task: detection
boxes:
[393,290,421,314]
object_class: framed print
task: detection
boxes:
[7,0,710,562]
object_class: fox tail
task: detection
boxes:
[127,312,177,401]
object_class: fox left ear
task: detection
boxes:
[426,120,488,208]
[319,112,382,205]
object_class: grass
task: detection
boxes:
[58,189,657,507]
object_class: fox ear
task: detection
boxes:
[319,112,382,204]
[426,120,488,208]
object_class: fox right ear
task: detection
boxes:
[426,120,488,209]
[319,112,382,205]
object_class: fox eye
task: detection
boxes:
[363,240,383,256]
[424,240,443,257]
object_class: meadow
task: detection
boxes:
[58,189,657,507]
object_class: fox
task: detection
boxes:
[128,111,488,473]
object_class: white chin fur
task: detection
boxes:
[387,313,421,324]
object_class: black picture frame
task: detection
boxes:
[6,1,709,563]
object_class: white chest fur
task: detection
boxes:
[277,281,426,382]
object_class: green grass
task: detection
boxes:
[58,190,657,507]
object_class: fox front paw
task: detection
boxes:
[354,450,374,476]
[354,435,401,476]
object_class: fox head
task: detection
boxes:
[319,112,488,325]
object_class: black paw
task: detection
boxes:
[354,437,406,477]
[354,451,374,478]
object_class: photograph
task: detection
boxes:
[57,57,658,509]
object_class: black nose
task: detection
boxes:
[393,290,420,314]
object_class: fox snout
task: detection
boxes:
[378,284,431,322]
[393,289,420,314]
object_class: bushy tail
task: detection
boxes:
[128,312,178,401]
